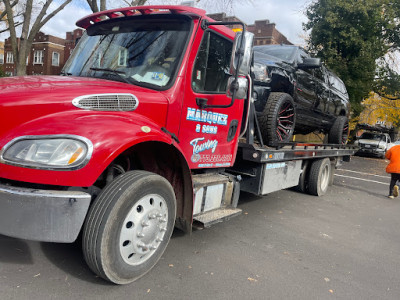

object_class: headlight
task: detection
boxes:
[252,63,270,83]
[0,135,93,170]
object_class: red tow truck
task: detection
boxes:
[0,6,357,284]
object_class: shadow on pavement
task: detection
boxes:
[334,182,387,199]
[0,235,33,264]
[40,240,111,286]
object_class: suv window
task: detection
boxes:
[192,31,232,93]
[328,72,347,94]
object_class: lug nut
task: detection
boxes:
[137,243,148,251]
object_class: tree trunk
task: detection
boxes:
[15,40,32,76]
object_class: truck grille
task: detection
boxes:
[72,94,138,111]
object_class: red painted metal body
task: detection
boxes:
[0,6,241,188]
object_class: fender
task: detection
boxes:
[0,110,189,187]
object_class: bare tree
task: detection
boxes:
[3,0,72,76]
[85,0,106,13]
[87,0,252,13]
[0,1,23,34]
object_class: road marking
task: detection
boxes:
[336,169,390,179]
[334,174,388,185]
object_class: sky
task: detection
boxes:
[39,0,310,45]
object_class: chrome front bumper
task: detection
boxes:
[0,183,91,243]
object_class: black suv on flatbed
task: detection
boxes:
[252,45,350,145]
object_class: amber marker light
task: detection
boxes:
[68,147,84,165]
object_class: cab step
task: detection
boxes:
[193,207,242,228]
[192,173,241,228]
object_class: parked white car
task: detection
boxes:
[355,132,394,158]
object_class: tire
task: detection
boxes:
[328,116,349,144]
[82,170,176,284]
[295,161,309,193]
[308,158,331,196]
[258,92,295,145]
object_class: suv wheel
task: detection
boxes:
[328,116,349,144]
[258,92,295,145]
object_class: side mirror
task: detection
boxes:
[226,76,248,99]
[230,31,254,76]
[298,57,321,70]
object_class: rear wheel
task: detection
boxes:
[295,161,310,193]
[82,170,176,284]
[328,116,349,144]
[258,92,295,145]
[308,158,331,196]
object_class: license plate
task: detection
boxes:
[364,145,371,148]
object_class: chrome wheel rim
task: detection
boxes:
[119,194,168,266]
[276,101,295,141]
[320,164,330,192]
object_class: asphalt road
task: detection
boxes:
[1,155,400,300]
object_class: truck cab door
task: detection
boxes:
[178,28,245,169]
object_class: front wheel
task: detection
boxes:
[258,92,296,146]
[82,170,176,284]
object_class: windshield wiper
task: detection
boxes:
[90,67,133,85]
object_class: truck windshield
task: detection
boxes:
[62,15,191,89]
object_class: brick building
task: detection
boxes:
[3,31,65,76]
[207,13,292,46]
[247,19,292,46]
[3,29,83,76]
[64,28,84,63]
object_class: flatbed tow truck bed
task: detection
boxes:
[238,142,358,163]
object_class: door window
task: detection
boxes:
[192,31,232,93]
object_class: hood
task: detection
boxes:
[358,139,384,146]
[0,76,169,141]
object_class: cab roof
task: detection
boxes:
[76,5,207,29]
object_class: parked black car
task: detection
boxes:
[252,45,350,145]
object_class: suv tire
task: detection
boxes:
[258,92,295,145]
[328,116,349,144]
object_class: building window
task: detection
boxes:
[33,50,44,64]
[5,71,13,76]
[6,52,13,64]
[52,52,60,66]
[0,53,4,64]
